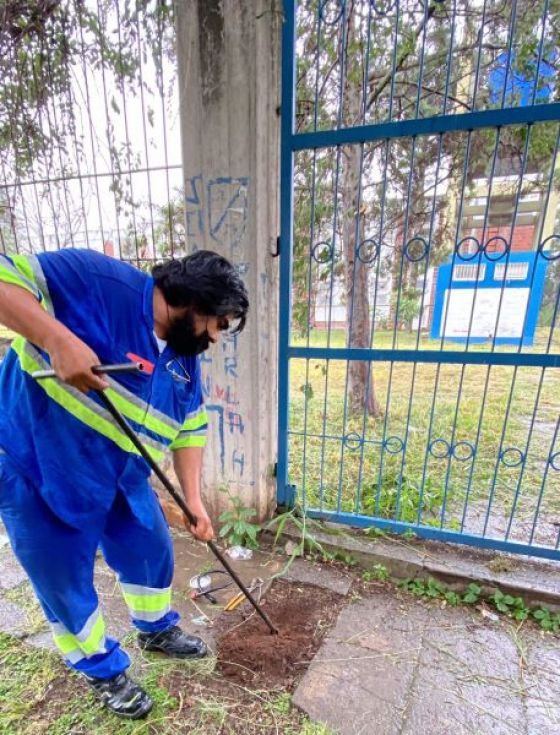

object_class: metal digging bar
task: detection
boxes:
[33,363,279,635]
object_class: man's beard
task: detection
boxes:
[166,311,212,355]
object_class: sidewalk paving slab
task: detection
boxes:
[293,590,560,735]
[524,641,560,735]
[283,557,353,596]
[0,546,27,590]
[293,593,430,735]
[0,597,28,638]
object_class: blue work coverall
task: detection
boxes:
[0,249,208,678]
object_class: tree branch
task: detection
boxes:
[367,2,437,111]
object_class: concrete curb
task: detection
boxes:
[264,522,560,611]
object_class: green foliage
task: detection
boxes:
[539,261,560,327]
[532,607,560,633]
[300,382,314,400]
[266,506,336,572]
[364,526,388,539]
[362,563,390,582]
[218,488,260,550]
[398,577,560,634]
[0,633,62,729]
[269,692,292,716]
[489,590,529,620]
[362,470,445,525]
[297,724,335,735]
[390,288,422,331]
[462,583,482,604]
[333,551,358,567]
[0,0,175,175]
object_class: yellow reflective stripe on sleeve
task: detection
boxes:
[0,255,54,315]
[13,338,165,462]
[27,254,54,315]
[170,434,208,450]
[0,260,38,298]
[11,255,37,288]
[182,409,208,432]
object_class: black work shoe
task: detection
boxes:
[138,625,208,659]
[85,672,153,719]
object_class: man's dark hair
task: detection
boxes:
[152,250,249,333]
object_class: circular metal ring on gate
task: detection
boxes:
[343,432,363,450]
[429,438,451,459]
[319,0,345,24]
[356,238,380,264]
[499,447,525,468]
[538,234,560,261]
[455,236,482,262]
[383,435,404,454]
[370,0,396,16]
[483,235,510,262]
[452,441,475,462]
[549,452,560,471]
[404,236,429,263]
[311,240,334,264]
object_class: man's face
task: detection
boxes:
[166,309,230,356]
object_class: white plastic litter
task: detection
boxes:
[225,545,253,560]
[189,574,212,591]
[191,615,211,627]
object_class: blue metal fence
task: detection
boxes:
[278,0,560,560]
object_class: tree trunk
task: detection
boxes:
[341,141,382,417]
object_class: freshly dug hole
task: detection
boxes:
[215,579,343,688]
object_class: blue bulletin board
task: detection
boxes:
[431,250,550,347]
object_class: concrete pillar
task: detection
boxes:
[175,1,281,522]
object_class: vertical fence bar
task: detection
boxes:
[277,0,297,505]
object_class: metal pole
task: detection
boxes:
[32,363,144,379]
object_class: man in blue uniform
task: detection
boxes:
[0,248,248,719]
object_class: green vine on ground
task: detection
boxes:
[395,575,560,634]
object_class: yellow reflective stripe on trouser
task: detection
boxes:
[121,583,172,622]
[105,377,180,441]
[51,608,106,663]
[12,338,166,462]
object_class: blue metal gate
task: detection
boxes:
[278,0,560,560]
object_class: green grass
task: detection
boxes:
[288,328,560,541]
[0,633,335,734]
[5,581,48,636]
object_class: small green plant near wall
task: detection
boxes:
[398,577,560,634]
[218,487,260,549]
[265,505,337,573]
[362,470,447,526]
[362,564,390,582]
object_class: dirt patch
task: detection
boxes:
[215,579,344,689]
